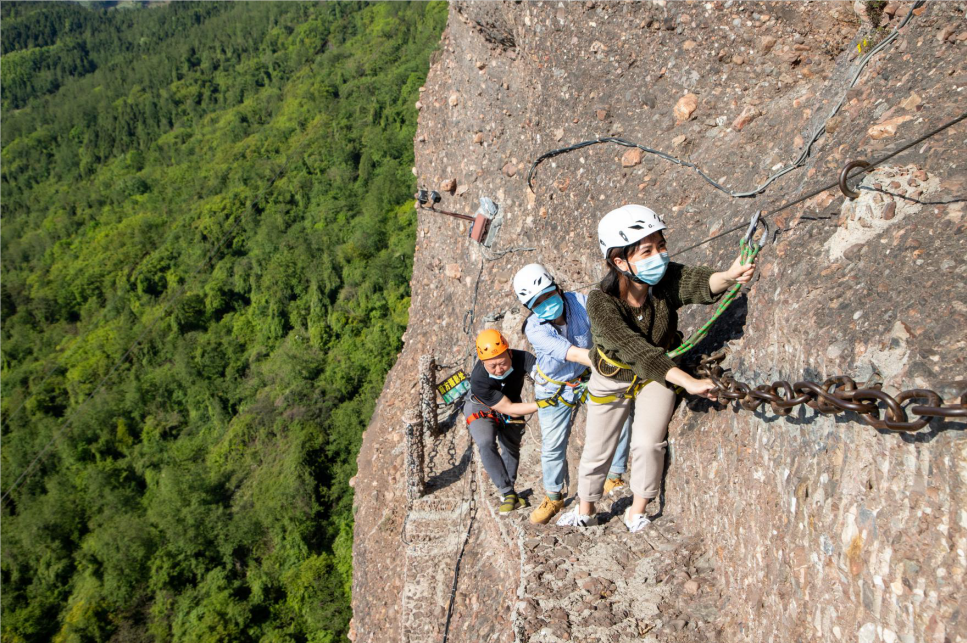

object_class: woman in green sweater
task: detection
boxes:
[558,204,755,532]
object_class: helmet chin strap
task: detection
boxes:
[612,260,646,285]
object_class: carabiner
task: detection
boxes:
[742,210,770,249]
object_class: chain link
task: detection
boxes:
[696,351,966,432]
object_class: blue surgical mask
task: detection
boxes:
[633,252,669,285]
[532,294,564,321]
[488,366,514,381]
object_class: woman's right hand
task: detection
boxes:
[684,377,718,401]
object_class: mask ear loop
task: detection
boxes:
[611,248,646,285]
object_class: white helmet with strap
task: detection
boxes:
[513,263,556,307]
[597,204,666,258]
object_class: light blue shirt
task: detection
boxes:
[524,291,591,395]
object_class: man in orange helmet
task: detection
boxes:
[466,328,539,514]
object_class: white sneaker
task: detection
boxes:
[623,507,651,533]
[556,506,596,527]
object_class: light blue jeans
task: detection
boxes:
[536,382,630,494]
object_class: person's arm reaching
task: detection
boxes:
[490,396,539,417]
[565,346,592,367]
[709,254,756,295]
[664,367,718,401]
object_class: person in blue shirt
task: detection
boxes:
[513,263,632,524]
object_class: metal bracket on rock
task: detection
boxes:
[479,197,503,248]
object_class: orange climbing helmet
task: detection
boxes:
[476,329,510,360]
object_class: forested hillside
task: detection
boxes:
[0,2,447,641]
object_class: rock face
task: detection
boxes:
[352,3,967,642]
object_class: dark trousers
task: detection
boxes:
[464,399,524,495]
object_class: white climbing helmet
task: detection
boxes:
[513,263,556,307]
[597,204,666,258]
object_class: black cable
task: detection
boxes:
[857,185,967,206]
[671,111,967,258]
[527,1,927,195]
[440,456,478,643]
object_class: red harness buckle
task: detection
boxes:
[466,411,501,425]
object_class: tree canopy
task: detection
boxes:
[1,2,447,641]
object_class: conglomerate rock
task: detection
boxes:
[352,2,966,642]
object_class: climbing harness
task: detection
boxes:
[697,350,966,432]
[465,410,503,425]
[465,395,526,427]
[594,346,634,378]
[586,372,651,405]
[534,363,590,408]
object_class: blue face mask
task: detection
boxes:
[632,252,669,285]
[532,294,564,321]
[488,366,514,381]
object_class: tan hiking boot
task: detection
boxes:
[604,476,627,495]
[529,496,565,524]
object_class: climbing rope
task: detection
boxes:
[526,1,927,195]
[697,350,966,432]
[666,212,768,359]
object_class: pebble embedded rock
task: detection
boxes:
[674,93,699,123]
[732,106,758,131]
[622,148,643,167]
[868,115,913,139]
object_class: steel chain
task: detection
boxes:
[696,351,966,432]
[446,426,458,469]
[424,431,441,481]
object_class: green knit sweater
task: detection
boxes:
[587,263,720,386]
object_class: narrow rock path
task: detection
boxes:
[401,495,473,643]
[400,400,726,643]
[400,421,475,643]
[499,412,721,643]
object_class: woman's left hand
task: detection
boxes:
[725,255,756,285]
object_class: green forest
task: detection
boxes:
[0,2,447,641]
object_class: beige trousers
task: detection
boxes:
[578,371,677,502]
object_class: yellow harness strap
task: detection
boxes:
[534,362,589,387]
[534,363,591,408]
[586,376,650,405]
[595,347,635,378]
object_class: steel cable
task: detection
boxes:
[670,110,967,258]
[527,1,926,195]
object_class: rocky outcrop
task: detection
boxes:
[352,2,967,642]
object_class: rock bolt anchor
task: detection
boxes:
[838,160,872,199]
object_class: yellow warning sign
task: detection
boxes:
[436,370,470,405]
